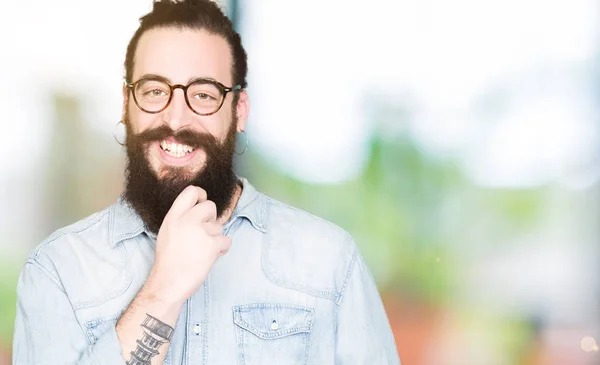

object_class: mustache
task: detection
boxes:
[129,124,220,149]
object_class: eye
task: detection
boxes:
[150,89,167,96]
[194,93,215,100]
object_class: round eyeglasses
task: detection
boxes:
[126,76,242,116]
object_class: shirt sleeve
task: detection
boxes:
[334,245,401,364]
[12,259,127,365]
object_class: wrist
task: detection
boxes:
[143,270,186,310]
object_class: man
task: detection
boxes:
[13,1,400,364]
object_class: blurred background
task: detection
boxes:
[1,0,599,364]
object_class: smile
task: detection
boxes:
[155,139,200,166]
[159,140,196,158]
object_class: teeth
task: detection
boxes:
[160,140,195,158]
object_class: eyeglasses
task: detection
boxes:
[126,76,242,116]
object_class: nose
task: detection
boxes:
[163,87,192,130]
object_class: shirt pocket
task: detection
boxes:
[233,303,314,365]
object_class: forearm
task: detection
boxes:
[116,275,185,365]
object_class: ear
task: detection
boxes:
[121,83,129,123]
[234,90,249,132]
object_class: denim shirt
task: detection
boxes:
[13,178,400,365]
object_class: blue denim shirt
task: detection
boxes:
[13,178,400,365]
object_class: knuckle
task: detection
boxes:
[192,186,206,197]
[217,236,230,247]
[176,186,195,201]
[205,200,217,212]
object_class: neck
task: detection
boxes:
[217,181,243,225]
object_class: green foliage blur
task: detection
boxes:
[0,94,549,363]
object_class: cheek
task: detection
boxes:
[206,124,226,142]
[128,108,159,134]
[192,114,227,141]
[208,111,233,142]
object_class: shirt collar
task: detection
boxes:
[109,177,267,248]
[228,177,268,233]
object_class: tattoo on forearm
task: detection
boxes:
[126,314,175,365]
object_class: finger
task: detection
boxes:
[214,236,232,256]
[166,186,208,219]
[203,221,223,236]
[187,200,217,223]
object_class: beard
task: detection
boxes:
[123,112,239,235]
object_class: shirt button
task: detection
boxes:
[193,323,201,336]
[270,320,279,331]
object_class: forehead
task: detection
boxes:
[133,27,233,85]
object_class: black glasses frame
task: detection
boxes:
[126,76,242,116]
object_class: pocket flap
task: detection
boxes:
[233,303,314,340]
[84,317,119,344]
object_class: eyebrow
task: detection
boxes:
[136,73,221,85]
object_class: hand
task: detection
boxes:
[147,185,232,304]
